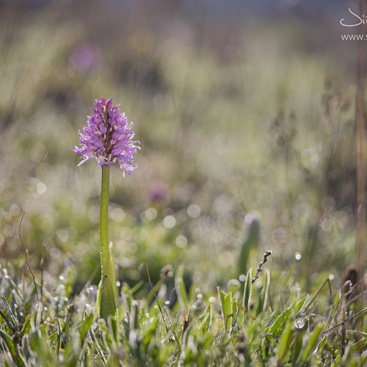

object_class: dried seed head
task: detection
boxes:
[343,280,352,294]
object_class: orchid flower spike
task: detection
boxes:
[73,97,140,176]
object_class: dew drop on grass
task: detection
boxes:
[239,275,246,282]
[209,297,216,304]
[294,318,305,330]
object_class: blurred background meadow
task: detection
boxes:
[0,0,361,298]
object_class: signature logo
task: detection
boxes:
[340,8,367,27]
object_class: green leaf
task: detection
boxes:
[301,322,326,363]
[292,330,304,366]
[360,350,367,366]
[317,336,327,353]
[65,266,76,299]
[107,316,118,346]
[277,322,293,363]
[293,296,308,315]
[218,287,233,333]
[198,305,211,333]
[333,291,341,309]
[31,305,42,330]
[267,307,292,337]
[63,336,81,367]
[56,319,62,359]
[97,275,117,320]
[0,330,20,365]
[244,268,253,312]
[256,268,270,315]
[20,315,31,338]
[142,316,160,352]
[48,331,59,344]
[79,313,94,345]
[238,219,260,277]
[21,334,32,361]
[176,265,189,308]
[128,280,144,295]
[29,329,55,366]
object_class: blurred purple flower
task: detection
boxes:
[148,182,167,202]
[69,44,100,71]
[72,97,139,175]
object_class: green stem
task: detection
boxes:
[100,166,110,276]
[98,166,117,320]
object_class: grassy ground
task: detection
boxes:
[0,2,366,366]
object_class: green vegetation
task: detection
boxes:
[2,261,367,366]
[0,3,365,366]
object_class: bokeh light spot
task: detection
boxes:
[187,204,201,218]
[163,215,176,228]
[175,235,188,248]
[37,182,47,195]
